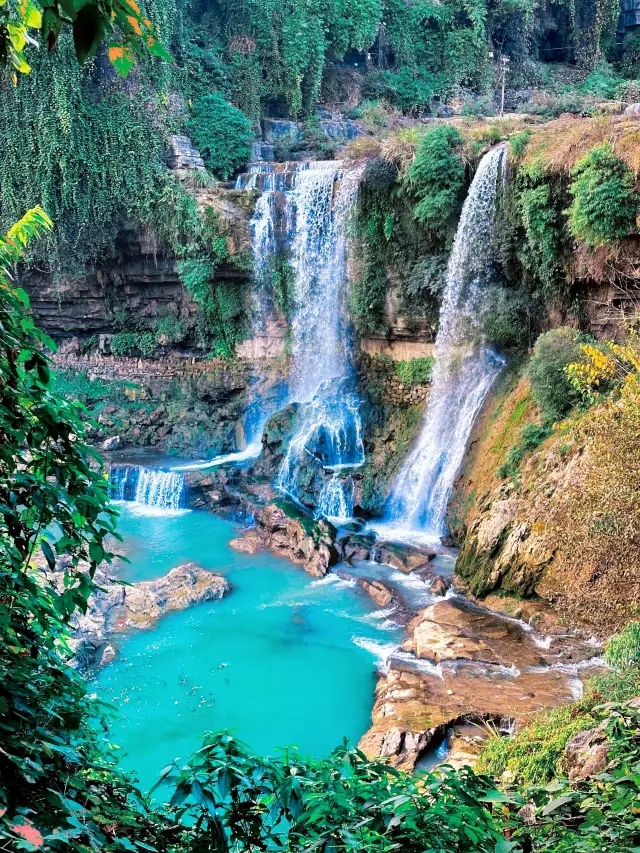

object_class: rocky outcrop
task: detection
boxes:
[68,561,230,670]
[562,722,610,782]
[452,369,640,633]
[359,596,601,771]
[230,499,339,577]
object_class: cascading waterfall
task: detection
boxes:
[275,162,365,513]
[242,164,290,327]
[317,473,354,524]
[287,162,360,402]
[108,465,186,511]
[383,144,508,539]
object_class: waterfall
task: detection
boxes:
[245,164,290,327]
[317,473,354,524]
[287,162,361,402]
[383,145,507,539]
[276,384,364,501]
[108,465,186,512]
[274,162,364,514]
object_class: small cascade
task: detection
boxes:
[108,465,186,511]
[384,145,508,539]
[277,384,364,503]
[317,473,354,523]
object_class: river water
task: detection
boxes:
[96,504,402,789]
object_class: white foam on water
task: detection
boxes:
[352,636,400,668]
[367,522,442,549]
[173,442,262,472]
[390,650,445,679]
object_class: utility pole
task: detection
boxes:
[499,54,510,117]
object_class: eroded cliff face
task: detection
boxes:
[450,368,640,634]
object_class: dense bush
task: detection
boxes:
[527,327,586,423]
[187,93,254,179]
[477,701,601,784]
[568,143,638,247]
[111,331,157,358]
[497,422,552,479]
[394,357,435,384]
[406,126,466,235]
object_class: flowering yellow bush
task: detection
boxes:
[566,340,640,402]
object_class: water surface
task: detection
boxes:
[97,506,402,789]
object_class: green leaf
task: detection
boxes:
[541,794,574,815]
[495,842,519,853]
[107,43,135,77]
[41,539,56,569]
[72,4,106,63]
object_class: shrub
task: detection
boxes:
[477,701,600,785]
[406,125,466,234]
[568,143,637,247]
[605,621,640,668]
[497,422,552,479]
[363,69,435,114]
[527,327,586,423]
[509,129,532,159]
[187,93,254,179]
[484,288,533,350]
[155,314,188,345]
[394,356,435,385]
[111,331,157,358]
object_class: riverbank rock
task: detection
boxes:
[403,599,545,667]
[108,563,230,631]
[359,595,599,770]
[335,569,396,607]
[247,499,339,576]
[377,541,436,573]
[70,561,230,670]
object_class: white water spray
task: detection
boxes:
[384,145,507,538]
[317,473,355,524]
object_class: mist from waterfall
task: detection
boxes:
[382,144,508,540]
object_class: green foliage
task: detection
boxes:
[0,33,168,276]
[484,288,534,350]
[364,69,436,114]
[497,422,552,479]
[156,732,503,852]
[52,369,140,407]
[0,0,168,79]
[407,125,466,234]
[178,259,248,356]
[527,327,586,424]
[155,312,188,345]
[568,143,638,247]
[513,163,568,301]
[477,701,601,785]
[509,130,532,158]
[605,621,640,669]
[0,209,160,849]
[111,330,158,357]
[394,357,435,385]
[187,93,253,179]
[500,704,640,853]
